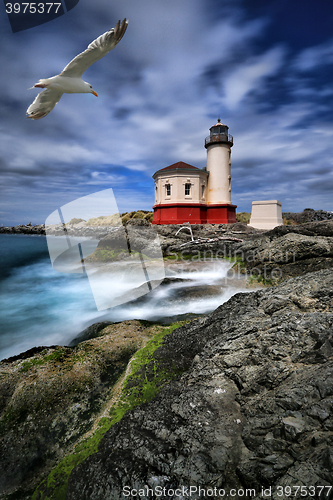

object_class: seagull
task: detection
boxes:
[26,19,128,120]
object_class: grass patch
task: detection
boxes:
[19,348,66,372]
[236,212,250,224]
[86,247,151,263]
[67,218,85,225]
[32,322,186,500]
[85,248,128,262]
[247,274,277,286]
[164,251,235,262]
[230,255,247,269]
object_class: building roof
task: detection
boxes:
[157,161,200,172]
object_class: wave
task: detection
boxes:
[0,236,248,360]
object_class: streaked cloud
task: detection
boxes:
[293,38,333,72]
[222,47,286,109]
[0,0,332,225]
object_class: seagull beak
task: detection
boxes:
[92,90,98,97]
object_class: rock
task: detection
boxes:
[2,218,333,499]
[126,218,151,227]
[264,220,333,238]
[162,221,333,281]
[0,224,45,235]
[236,229,333,279]
[0,321,169,499]
[91,224,162,261]
[96,226,129,251]
[283,208,333,224]
[66,269,333,499]
[67,321,114,346]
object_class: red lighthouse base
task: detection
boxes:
[152,203,237,225]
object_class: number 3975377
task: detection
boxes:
[5,3,62,14]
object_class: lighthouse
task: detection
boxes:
[151,119,237,225]
[204,118,237,224]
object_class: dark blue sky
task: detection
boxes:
[0,0,332,225]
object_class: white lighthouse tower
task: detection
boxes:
[204,118,237,223]
[151,118,237,225]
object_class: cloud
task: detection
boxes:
[0,0,332,225]
[293,38,333,72]
[222,46,286,109]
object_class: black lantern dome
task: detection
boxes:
[204,118,233,148]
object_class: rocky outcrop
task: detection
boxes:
[45,223,116,239]
[232,225,333,280]
[264,220,333,238]
[66,269,333,499]
[0,223,45,235]
[163,221,333,281]
[283,208,333,224]
[0,321,175,500]
[2,220,333,499]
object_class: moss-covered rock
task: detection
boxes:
[0,320,186,499]
[31,321,186,500]
[64,270,333,500]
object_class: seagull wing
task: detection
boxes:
[26,89,63,120]
[60,19,128,78]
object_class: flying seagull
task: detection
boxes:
[27,19,128,120]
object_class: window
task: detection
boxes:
[165,184,171,196]
[185,183,191,196]
[201,185,205,198]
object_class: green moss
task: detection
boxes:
[32,322,186,500]
[19,348,66,372]
[87,247,151,263]
[86,248,128,262]
[230,255,247,271]
[0,406,28,436]
[247,274,276,286]
[18,347,94,374]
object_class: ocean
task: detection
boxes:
[0,234,246,361]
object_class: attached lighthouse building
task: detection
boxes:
[152,119,237,224]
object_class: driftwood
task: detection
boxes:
[180,236,243,247]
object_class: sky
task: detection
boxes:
[0,0,333,225]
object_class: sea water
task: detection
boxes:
[0,234,246,360]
